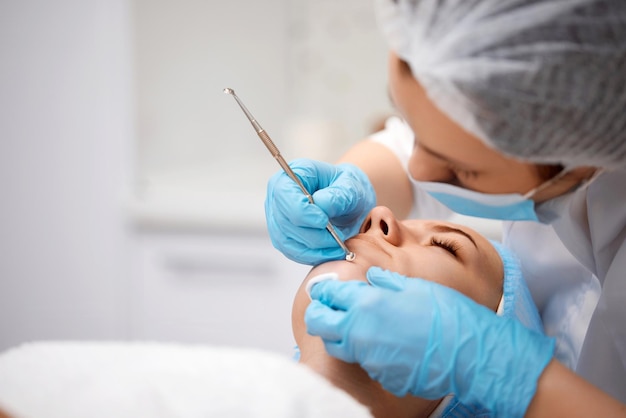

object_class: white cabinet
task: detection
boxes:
[131,229,310,357]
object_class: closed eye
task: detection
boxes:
[430,237,461,258]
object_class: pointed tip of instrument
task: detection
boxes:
[223,87,235,95]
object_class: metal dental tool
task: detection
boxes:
[223,87,356,262]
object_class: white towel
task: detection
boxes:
[0,341,372,418]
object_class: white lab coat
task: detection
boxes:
[549,169,626,401]
[371,117,626,402]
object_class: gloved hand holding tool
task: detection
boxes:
[265,158,376,265]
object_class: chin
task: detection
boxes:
[307,259,369,283]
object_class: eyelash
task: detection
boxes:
[430,237,461,257]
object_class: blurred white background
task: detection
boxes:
[0,0,392,355]
[131,0,392,228]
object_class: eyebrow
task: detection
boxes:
[431,225,478,249]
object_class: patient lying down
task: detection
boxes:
[0,206,539,418]
[292,206,541,418]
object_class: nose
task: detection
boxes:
[359,206,402,245]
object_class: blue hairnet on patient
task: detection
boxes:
[490,240,543,334]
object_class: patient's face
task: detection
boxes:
[292,206,505,416]
[301,206,503,310]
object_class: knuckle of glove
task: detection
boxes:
[293,159,334,189]
[349,290,389,326]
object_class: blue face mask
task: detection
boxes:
[415,181,539,221]
[413,169,577,222]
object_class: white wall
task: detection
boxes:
[134,0,290,176]
[0,0,134,350]
[132,0,393,229]
[0,0,394,353]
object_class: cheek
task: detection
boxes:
[423,270,490,306]
[439,270,497,309]
[401,254,490,304]
[408,148,452,182]
[398,251,459,284]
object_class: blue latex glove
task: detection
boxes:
[305,267,555,417]
[265,158,376,265]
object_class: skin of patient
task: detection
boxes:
[292,206,504,418]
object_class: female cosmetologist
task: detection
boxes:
[264,0,626,416]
